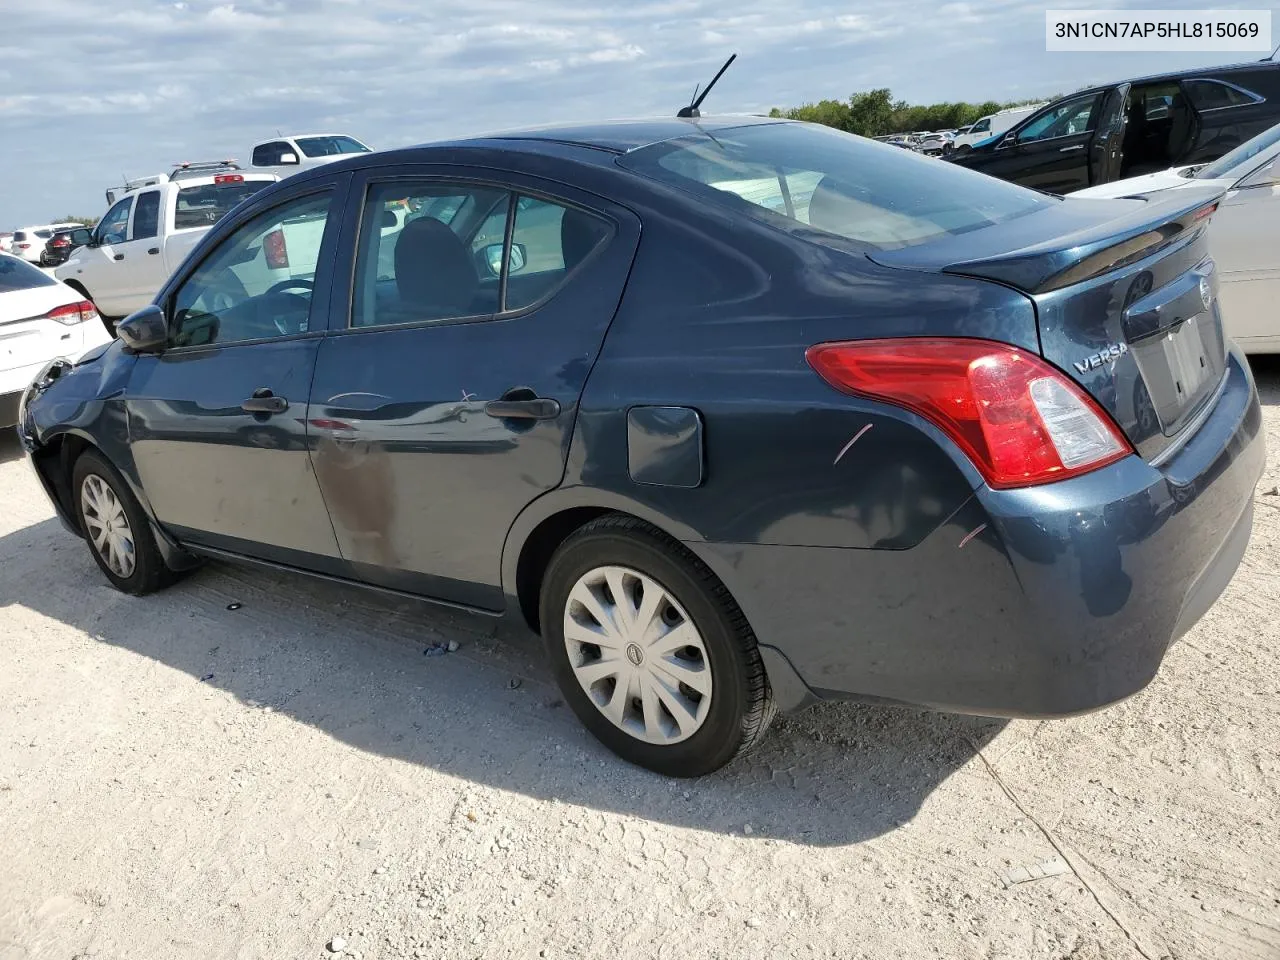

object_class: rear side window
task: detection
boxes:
[34,229,52,239]
[175,180,273,229]
[0,255,57,291]
[351,181,609,328]
[1184,79,1265,112]
[620,122,1049,251]
[132,190,161,240]
[296,135,368,158]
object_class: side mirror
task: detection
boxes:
[279,152,299,165]
[69,228,92,247]
[480,241,528,277]
[116,305,168,353]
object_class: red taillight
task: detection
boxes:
[263,228,289,269]
[16,242,30,249]
[214,174,244,185]
[45,300,100,326]
[805,338,1132,489]
[51,237,69,247]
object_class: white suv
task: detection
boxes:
[249,133,372,178]
[10,225,55,263]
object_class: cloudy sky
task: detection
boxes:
[1,0,1268,225]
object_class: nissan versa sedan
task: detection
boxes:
[17,118,1265,776]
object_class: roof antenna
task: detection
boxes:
[677,54,737,118]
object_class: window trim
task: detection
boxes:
[339,173,616,336]
[1183,78,1266,113]
[162,186,339,354]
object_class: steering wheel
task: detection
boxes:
[264,278,315,336]
[265,278,314,297]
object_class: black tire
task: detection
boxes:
[71,450,176,595]
[539,515,775,777]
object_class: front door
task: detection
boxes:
[125,184,347,566]
[65,194,134,317]
[1090,83,1131,185]
[989,92,1104,193]
[307,172,640,610]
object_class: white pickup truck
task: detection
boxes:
[56,162,278,322]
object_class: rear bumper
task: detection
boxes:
[690,347,1265,717]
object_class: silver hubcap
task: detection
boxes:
[80,474,136,578]
[563,565,712,745]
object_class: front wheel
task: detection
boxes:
[540,516,775,777]
[72,450,177,595]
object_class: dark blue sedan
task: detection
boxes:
[16,117,1265,776]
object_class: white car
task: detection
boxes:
[951,104,1047,154]
[9,225,55,263]
[248,133,372,178]
[1075,121,1280,354]
[0,253,112,427]
[917,132,952,156]
[57,162,277,322]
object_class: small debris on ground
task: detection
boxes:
[1002,858,1070,886]
[424,643,449,658]
[447,640,459,652]
[508,677,522,689]
[327,936,347,953]
[226,602,242,611]
[1265,486,1279,496]
[746,917,763,929]
[199,673,214,682]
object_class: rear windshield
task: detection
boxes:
[12,231,26,241]
[1197,120,1280,180]
[619,122,1049,250]
[296,135,369,159]
[174,180,274,230]
[0,254,58,292]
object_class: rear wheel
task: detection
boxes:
[72,450,175,595]
[540,516,775,777]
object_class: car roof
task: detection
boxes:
[456,115,785,154]
[1064,58,1278,99]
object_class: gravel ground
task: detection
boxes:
[1,359,1278,960]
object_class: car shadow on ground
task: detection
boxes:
[0,501,1005,848]
[1249,354,1280,405]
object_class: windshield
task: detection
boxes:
[0,254,57,292]
[175,180,274,230]
[295,135,369,158]
[619,122,1050,250]
[1196,121,1280,180]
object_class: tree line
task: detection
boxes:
[767,88,1058,137]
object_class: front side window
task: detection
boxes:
[1016,95,1101,143]
[132,190,161,240]
[621,122,1048,251]
[97,197,133,245]
[171,192,332,347]
[1184,79,1264,112]
[296,135,369,158]
[971,118,991,133]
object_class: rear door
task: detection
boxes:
[106,188,168,311]
[985,92,1105,193]
[307,168,640,609]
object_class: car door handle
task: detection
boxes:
[485,388,560,420]
[147,247,159,255]
[241,389,288,414]
[1059,145,1085,153]
[113,253,124,261]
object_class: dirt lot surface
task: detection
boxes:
[1,360,1278,960]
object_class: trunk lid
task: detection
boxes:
[0,288,84,373]
[868,186,1228,461]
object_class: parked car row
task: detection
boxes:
[13,114,1265,777]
